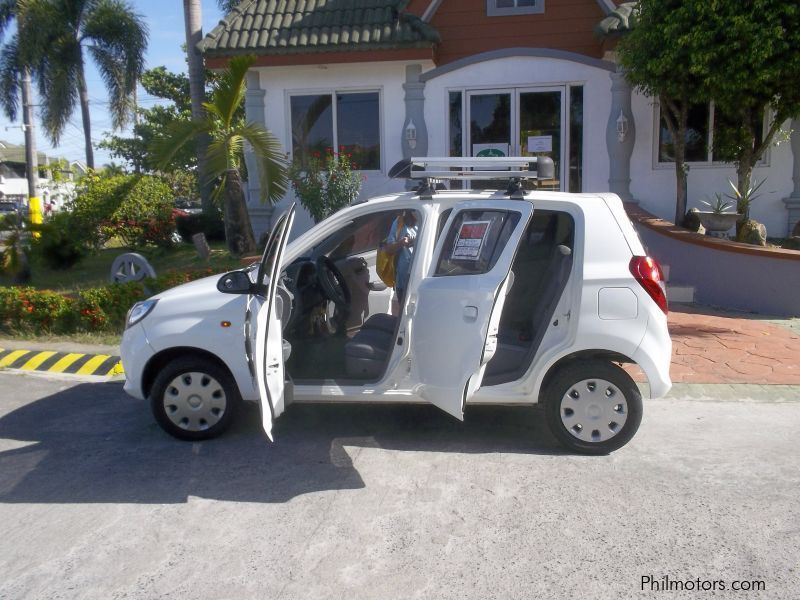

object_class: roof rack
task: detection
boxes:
[388,156,555,198]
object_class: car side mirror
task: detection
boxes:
[217,270,253,294]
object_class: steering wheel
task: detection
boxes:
[315,256,351,307]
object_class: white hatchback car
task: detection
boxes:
[121,157,671,454]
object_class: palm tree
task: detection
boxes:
[183,0,211,213]
[18,0,148,169]
[154,55,288,256]
[0,0,38,202]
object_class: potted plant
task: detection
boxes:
[288,148,363,223]
[696,193,740,238]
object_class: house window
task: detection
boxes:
[487,0,544,17]
[290,91,381,170]
[657,102,765,165]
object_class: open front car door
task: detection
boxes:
[251,205,295,440]
[412,200,533,419]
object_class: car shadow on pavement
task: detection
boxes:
[0,382,563,505]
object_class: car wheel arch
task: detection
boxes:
[141,347,237,400]
[538,349,638,400]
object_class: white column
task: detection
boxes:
[782,118,800,236]
[606,70,636,202]
[244,69,274,239]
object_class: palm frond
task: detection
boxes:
[0,36,20,120]
[16,0,82,144]
[34,39,81,144]
[0,0,16,40]
[151,118,210,171]
[235,122,288,203]
[83,0,148,129]
[88,44,133,129]
[210,54,253,128]
[206,136,234,183]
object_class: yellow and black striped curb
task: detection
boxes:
[0,348,124,377]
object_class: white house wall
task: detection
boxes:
[254,61,430,237]
[423,55,612,194]
[249,57,794,238]
[630,92,794,236]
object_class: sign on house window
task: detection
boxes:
[290,91,381,170]
[487,0,544,17]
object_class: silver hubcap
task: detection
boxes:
[560,378,628,443]
[162,371,226,432]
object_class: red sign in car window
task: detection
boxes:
[451,220,492,261]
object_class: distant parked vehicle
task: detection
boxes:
[175,198,202,215]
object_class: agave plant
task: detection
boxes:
[725,177,766,222]
[700,193,734,215]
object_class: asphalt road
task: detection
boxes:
[0,372,798,599]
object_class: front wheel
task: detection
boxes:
[150,356,240,441]
[543,360,642,455]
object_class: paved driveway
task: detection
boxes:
[1,372,798,599]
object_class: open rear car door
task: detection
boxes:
[412,200,533,419]
[250,205,295,440]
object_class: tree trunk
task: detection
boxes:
[735,159,754,240]
[223,169,257,256]
[662,97,688,225]
[183,0,213,214]
[77,64,94,169]
[21,67,38,200]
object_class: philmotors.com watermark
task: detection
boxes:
[641,575,766,593]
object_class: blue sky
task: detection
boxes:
[0,0,225,166]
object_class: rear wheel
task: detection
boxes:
[150,357,240,441]
[543,360,642,455]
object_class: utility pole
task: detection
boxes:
[21,66,37,200]
[21,65,41,231]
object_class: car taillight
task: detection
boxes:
[629,256,668,315]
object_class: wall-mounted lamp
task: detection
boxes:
[405,120,417,150]
[616,110,629,143]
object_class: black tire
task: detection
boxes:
[543,359,642,455]
[149,356,240,441]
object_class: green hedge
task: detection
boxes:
[0,268,216,334]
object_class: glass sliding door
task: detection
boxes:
[453,86,576,191]
[518,89,564,191]
[468,91,512,158]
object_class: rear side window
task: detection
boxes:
[435,210,521,276]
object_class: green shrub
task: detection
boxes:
[0,287,76,333]
[70,172,131,248]
[0,268,217,335]
[106,176,175,248]
[70,172,175,249]
[75,282,148,330]
[33,212,88,270]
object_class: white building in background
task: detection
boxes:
[0,140,84,212]
[200,0,799,238]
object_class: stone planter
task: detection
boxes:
[696,211,741,238]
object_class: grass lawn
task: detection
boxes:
[1,241,245,293]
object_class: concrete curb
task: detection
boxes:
[641,383,800,403]
[0,347,123,377]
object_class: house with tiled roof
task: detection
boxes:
[200,0,799,237]
[0,140,83,210]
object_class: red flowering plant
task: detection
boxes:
[0,269,217,335]
[287,147,363,223]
